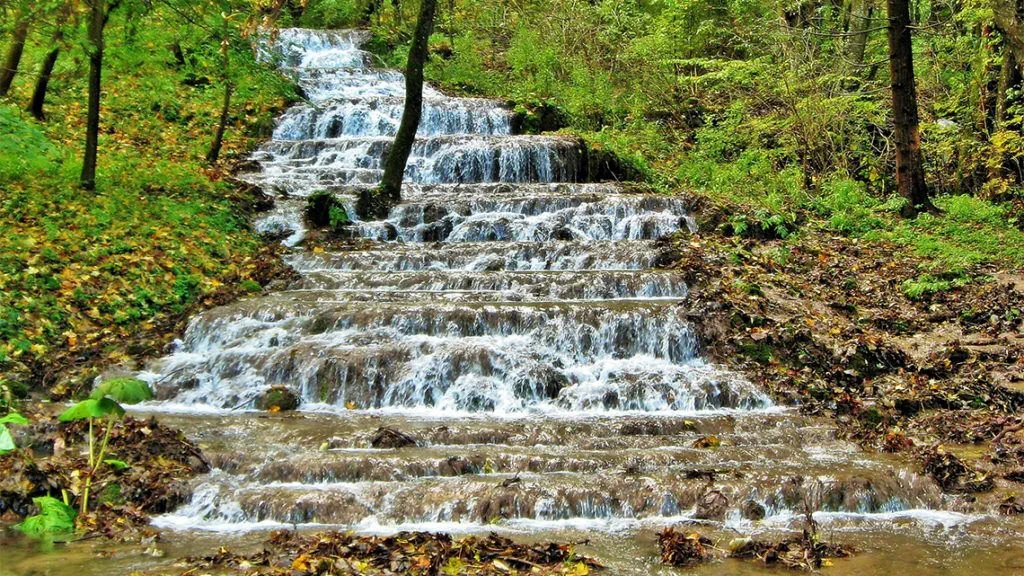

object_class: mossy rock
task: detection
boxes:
[256,387,300,412]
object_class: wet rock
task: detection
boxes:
[692,435,721,449]
[729,535,853,570]
[658,527,715,567]
[921,447,994,493]
[741,499,766,521]
[256,386,301,412]
[370,427,418,449]
[602,389,620,409]
[999,496,1024,515]
[438,455,477,476]
[694,489,729,520]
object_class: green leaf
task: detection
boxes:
[0,412,29,425]
[58,398,125,422]
[0,426,15,454]
[103,459,129,470]
[15,496,76,537]
[90,377,154,405]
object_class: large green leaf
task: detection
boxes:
[0,412,27,455]
[0,412,29,426]
[15,496,76,537]
[90,377,154,405]
[0,426,15,454]
[58,398,125,422]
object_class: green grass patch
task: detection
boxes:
[0,7,293,379]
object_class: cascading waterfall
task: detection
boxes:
[138,28,978,543]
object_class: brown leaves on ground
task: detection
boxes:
[169,530,602,575]
[921,447,995,493]
[0,411,208,536]
[728,535,853,571]
[658,528,715,567]
[662,223,1024,504]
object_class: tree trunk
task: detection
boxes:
[207,73,233,164]
[0,16,30,97]
[29,46,60,120]
[996,46,1021,128]
[886,0,932,216]
[848,0,875,69]
[360,0,438,219]
[992,1,1024,68]
[80,0,108,190]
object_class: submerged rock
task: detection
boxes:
[741,499,766,521]
[694,489,729,520]
[370,427,418,449]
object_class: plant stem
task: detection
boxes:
[92,415,115,476]
[81,415,116,517]
[87,419,95,469]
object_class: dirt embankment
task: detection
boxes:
[666,201,1024,507]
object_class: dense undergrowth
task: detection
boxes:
[0,5,299,395]
[338,0,1024,282]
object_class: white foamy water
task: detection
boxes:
[134,29,999,547]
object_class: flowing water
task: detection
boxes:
[4,28,1023,575]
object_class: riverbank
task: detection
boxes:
[666,201,1024,508]
[0,6,298,401]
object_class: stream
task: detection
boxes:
[3,28,1023,575]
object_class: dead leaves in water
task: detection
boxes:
[172,530,602,575]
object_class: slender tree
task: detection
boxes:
[359,0,438,219]
[206,37,233,164]
[847,0,875,70]
[0,11,30,97]
[29,4,73,121]
[886,0,932,216]
[80,0,124,190]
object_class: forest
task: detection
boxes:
[1,0,1023,574]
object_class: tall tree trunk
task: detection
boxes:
[992,1,1024,67]
[887,0,932,217]
[80,0,107,190]
[996,46,1021,128]
[207,47,232,165]
[28,46,60,120]
[360,0,438,219]
[0,16,30,97]
[848,0,875,69]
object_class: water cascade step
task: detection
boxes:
[138,28,978,548]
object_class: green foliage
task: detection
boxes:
[0,3,291,380]
[0,108,59,181]
[301,0,363,29]
[16,496,77,538]
[0,412,29,454]
[58,397,126,422]
[306,191,351,231]
[90,377,154,404]
[348,0,1024,282]
[902,274,970,300]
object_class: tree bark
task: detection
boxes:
[207,47,232,164]
[996,46,1021,128]
[80,0,107,190]
[360,0,438,219]
[0,16,30,97]
[886,0,932,216]
[848,0,875,69]
[28,46,60,120]
[992,1,1024,73]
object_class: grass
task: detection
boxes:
[0,8,294,385]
